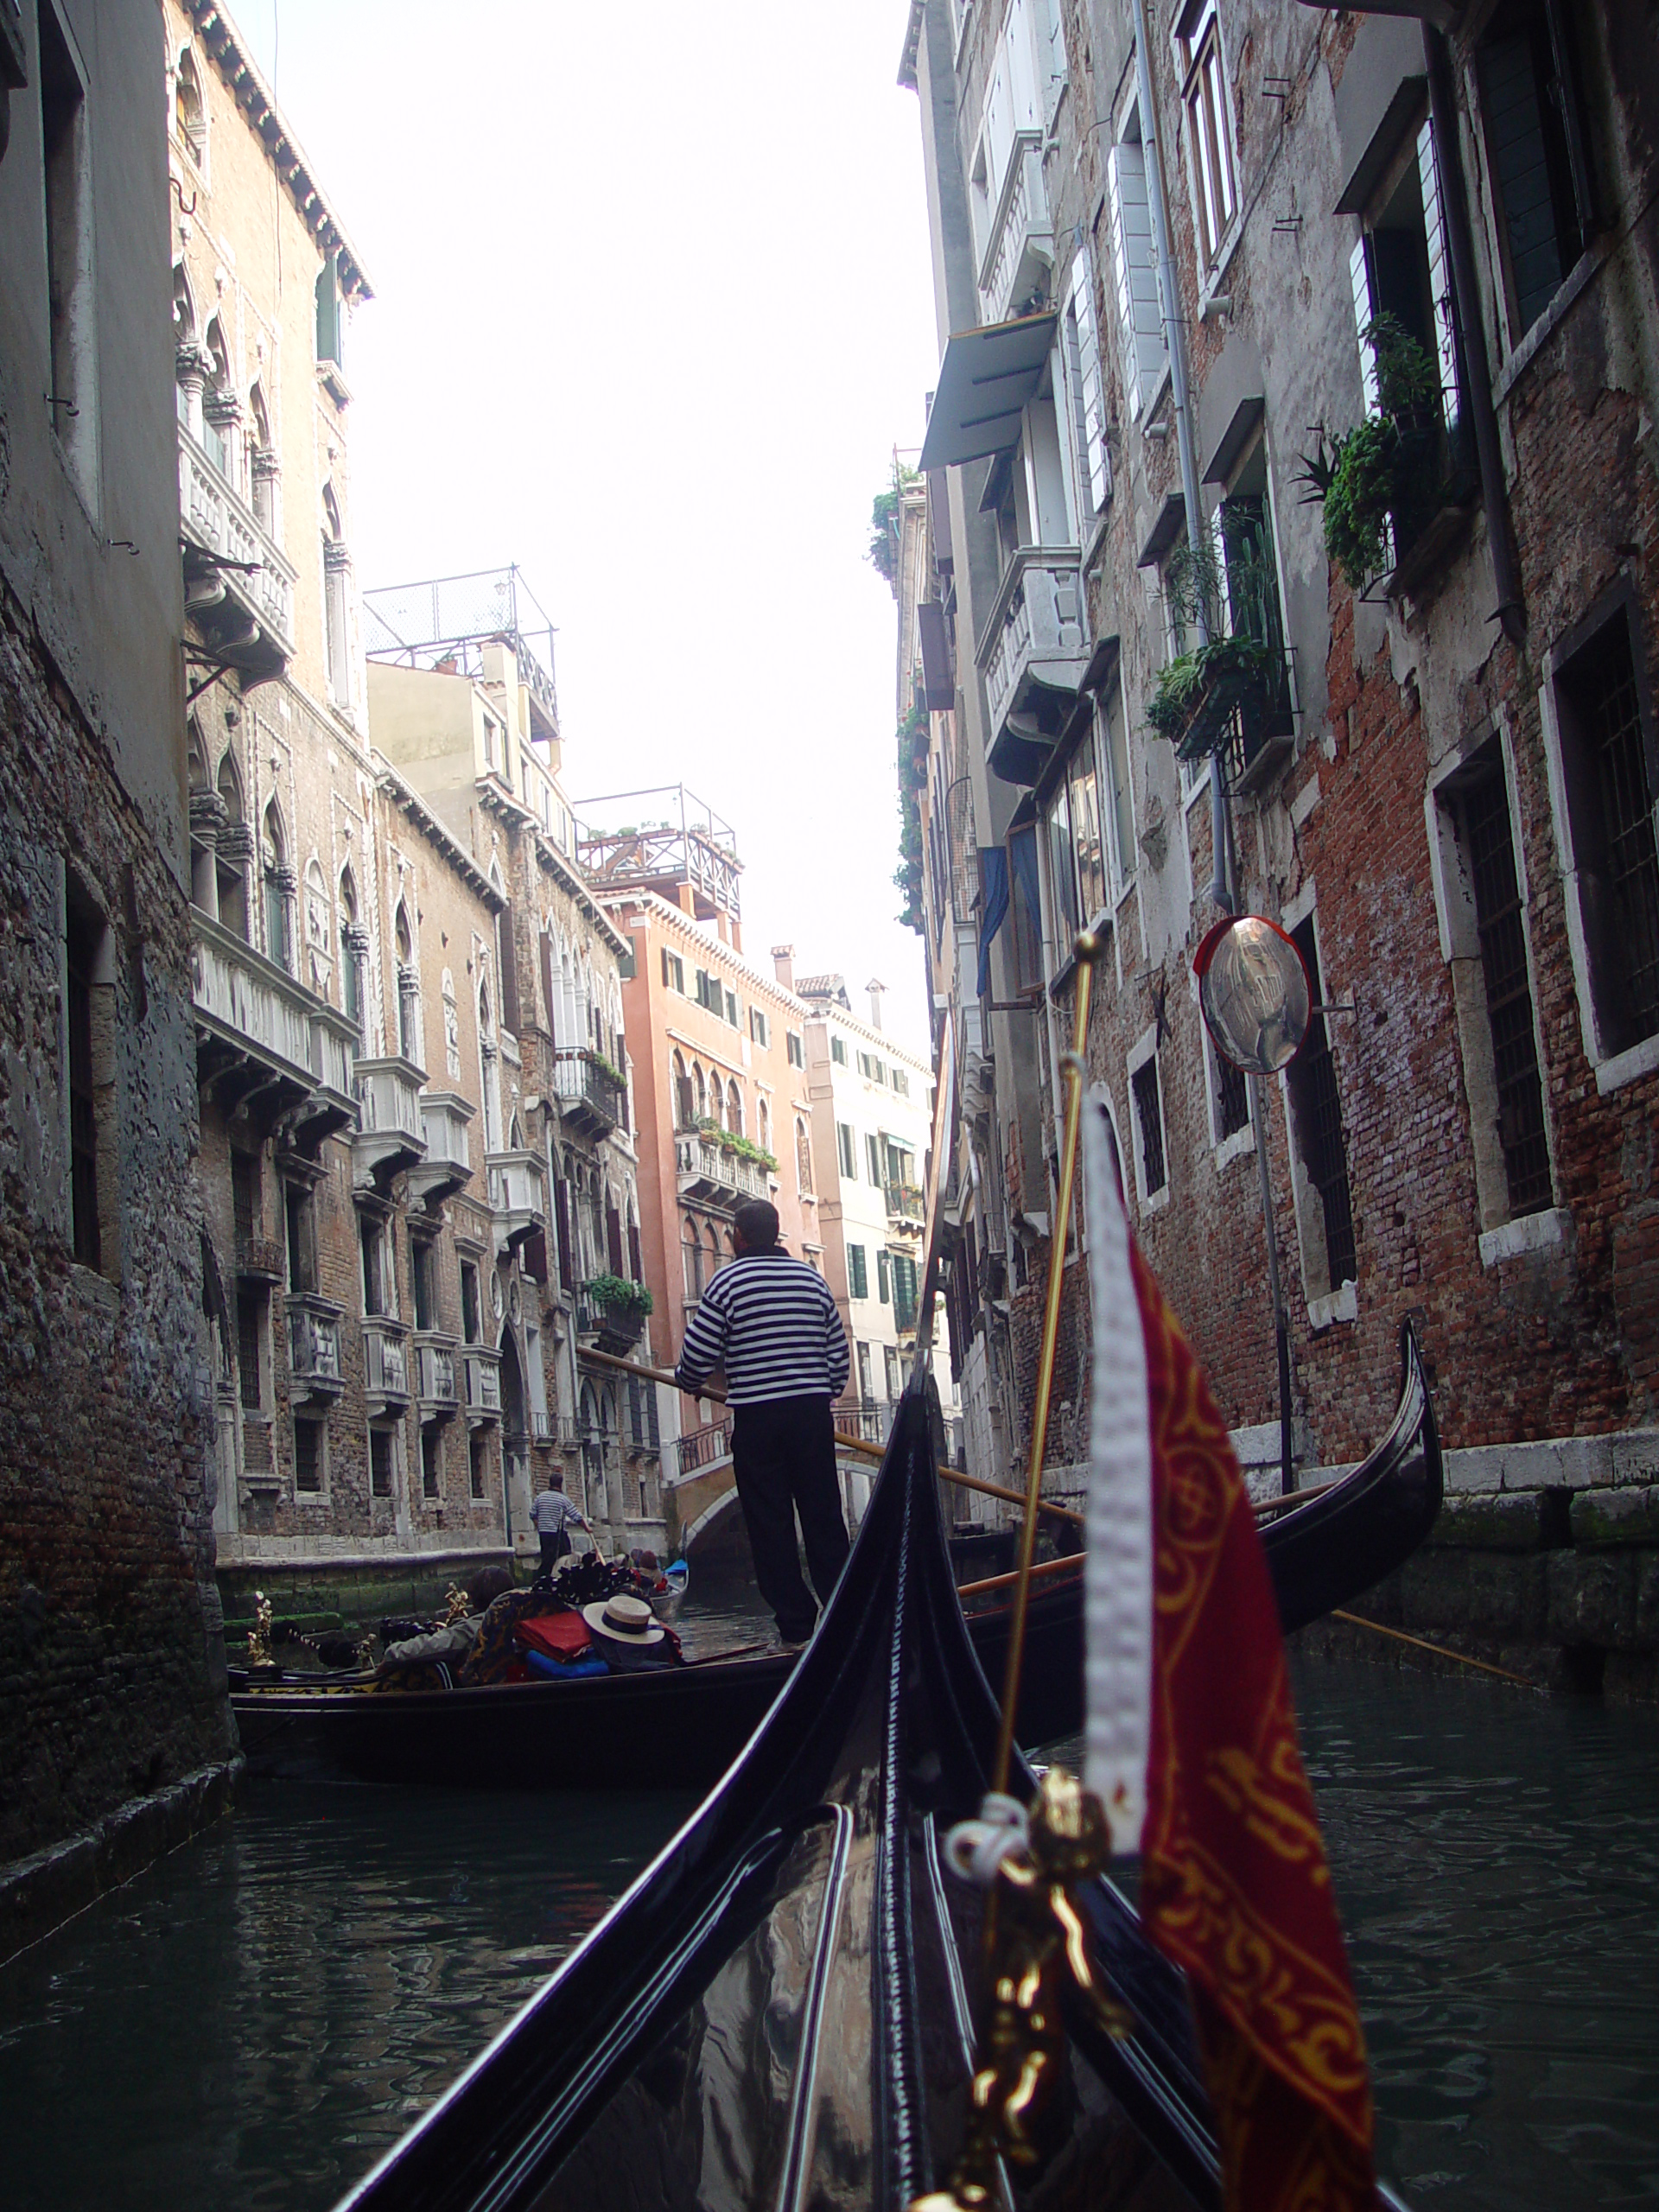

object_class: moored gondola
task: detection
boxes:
[331,1346,1438,2212]
[232,1324,1439,1794]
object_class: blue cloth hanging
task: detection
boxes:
[976,846,1010,999]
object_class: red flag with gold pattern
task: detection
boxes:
[1083,1097,1376,2212]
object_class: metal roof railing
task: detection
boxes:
[362,564,558,730]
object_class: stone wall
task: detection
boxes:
[0,581,236,1865]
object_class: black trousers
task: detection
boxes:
[538,1529,571,1574]
[730,1395,850,1642]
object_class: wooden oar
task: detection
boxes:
[1330,1611,1536,1687]
[578,1343,1091,1529]
[956,1553,1084,1600]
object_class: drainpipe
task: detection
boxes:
[1131,0,1233,918]
[1423,24,1526,646]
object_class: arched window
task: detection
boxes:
[262,800,292,972]
[727,1078,743,1137]
[758,1096,771,1158]
[478,977,501,1152]
[216,752,247,939]
[339,866,363,1032]
[394,900,418,1063]
[692,1063,707,1123]
[173,265,202,438]
[201,317,233,477]
[302,856,330,991]
[682,1217,703,1301]
[186,717,207,791]
[175,48,207,163]
[796,1117,813,1196]
[321,481,352,708]
[248,381,276,532]
[706,1223,725,1280]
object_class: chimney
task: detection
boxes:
[867,977,886,1030]
[772,944,795,992]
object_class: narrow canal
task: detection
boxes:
[2,1630,1655,2212]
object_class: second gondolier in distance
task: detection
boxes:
[674,1198,851,1651]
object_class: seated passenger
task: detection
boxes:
[582,1592,683,1672]
[382,1565,514,1666]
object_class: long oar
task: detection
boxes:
[578,1343,1090,1529]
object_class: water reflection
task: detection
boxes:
[0,1779,688,2212]
[1289,1659,1659,2212]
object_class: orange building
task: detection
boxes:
[578,790,823,1548]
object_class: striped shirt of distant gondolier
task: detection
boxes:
[675,1252,850,1407]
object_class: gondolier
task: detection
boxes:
[529,1472,590,1574]
[675,1198,851,1649]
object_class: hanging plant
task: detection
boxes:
[584,1050,626,1090]
[582,1274,653,1319]
[1298,317,1446,590]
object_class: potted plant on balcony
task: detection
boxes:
[1145,527,1288,765]
[1297,316,1450,591]
[585,1050,626,1090]
[582,1273,653,1354]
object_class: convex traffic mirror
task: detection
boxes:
[1193,914,1311,1075]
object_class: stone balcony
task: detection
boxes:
[362,1314,412,1414]
[286,1293,345,1404]
[487,1148,547,1257]
[236,1235,285,1287]
[884,1180,927,1230]
[192,912,356,1146]
[976,547,1089,785]
[464,1345,503,1423]
[675,1131,768,1213]
[551,1046,626,1137]
[352,1057,428,1191]
[415,1331,460,1421]
[406,1089,475,1211]
[178,427,297,684]
[978,131,1052,327]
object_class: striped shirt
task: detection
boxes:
[675,1252,850,1406]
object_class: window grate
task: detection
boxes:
[1589,626,1659,1041]
[1132,1060,1167,1196]
[1288,921,1356,1288]
[1216,1049,1249,1142]
[1462,772,1552,1215]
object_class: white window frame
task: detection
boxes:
[1424,717,1566,1262]
[1105,120,1166,423]
[1175,2,1239,280]
[1536,595,1659,1096]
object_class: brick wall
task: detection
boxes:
[0,584,234,1864]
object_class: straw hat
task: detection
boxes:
[582,1592,665,1646]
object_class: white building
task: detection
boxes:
[797,973,960,1454]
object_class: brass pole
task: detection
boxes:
[990,932,1100,1799]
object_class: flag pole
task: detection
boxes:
[989,931,1101,1801]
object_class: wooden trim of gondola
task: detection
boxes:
[991,931,1101,1801]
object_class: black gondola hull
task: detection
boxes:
[234,1325,1438,1792]
[331,1330,1440,2212]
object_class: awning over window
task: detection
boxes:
[918,312,1059,474]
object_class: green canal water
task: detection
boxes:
[1,1632,1655,2212]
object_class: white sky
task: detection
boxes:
[234,1,944,1052]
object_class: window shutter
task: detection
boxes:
[661,947,672,988]
[542,932,558,1039]
[866,1133,882,1185]
[1348,235,1381,416]
[878,1249,891,1303]
[1106,141,1165,419]
[1416,118,1462,436]
[848,1243,868,1300]
[1069,254,1110,514]
[628,1221,642,1281]
[607,1203,624,1274]
[553,1179,574,1293]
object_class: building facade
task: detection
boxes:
[365,607,664,1563]
[796,972,957,1452]
[900,0,1659,1689]
[1,0,235,1883]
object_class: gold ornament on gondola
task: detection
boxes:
[440,1583,471,1626]
[245,1589,273,1666]
[912,1770,1131,2212]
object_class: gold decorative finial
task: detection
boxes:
[910,1770,1130,2212]
[1073,928,1103,965]
[245,1589,272,1667]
